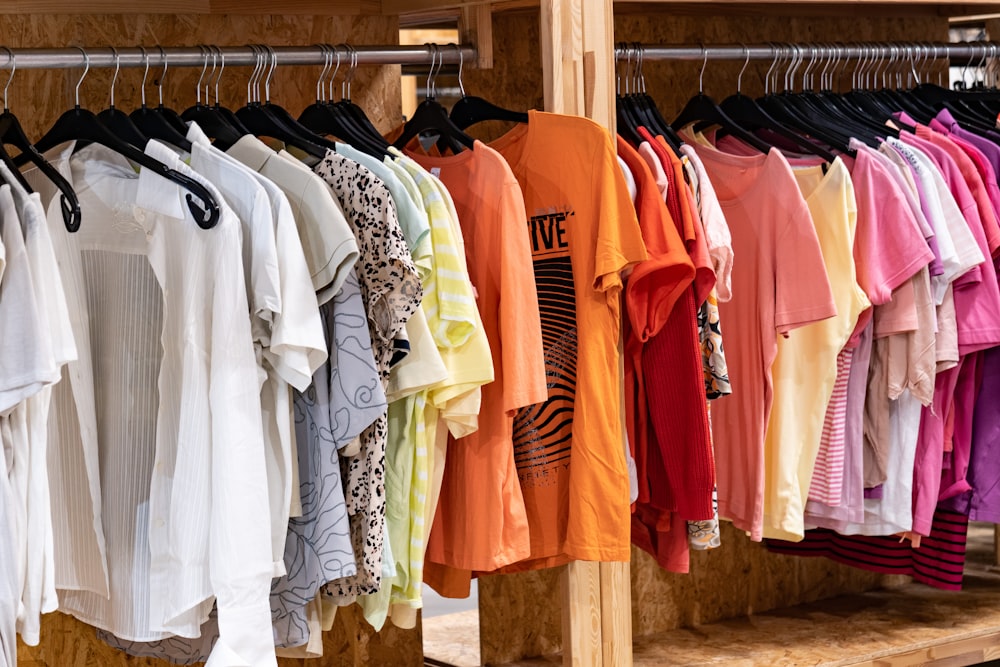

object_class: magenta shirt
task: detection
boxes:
[943,347,1000,521]
[935,108,1000,183]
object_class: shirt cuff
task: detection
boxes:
[207,601,278,667]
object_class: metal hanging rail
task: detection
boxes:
[614,41,999,62]
[0,44,475,69]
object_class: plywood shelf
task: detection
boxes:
[500,525,1000,667]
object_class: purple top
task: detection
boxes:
[935,109,1000,182]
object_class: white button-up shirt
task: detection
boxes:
[30,140,276,667]
[184,122,326,577]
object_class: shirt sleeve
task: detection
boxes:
[499,174,548,413]
[620,141,695,342]
[206,217,277,667]
[265,189,328,391]
[852,157,935,305]
[774,195,837,335]
[593,135,648,294]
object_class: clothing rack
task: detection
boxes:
[0,44,475,69]
[615,41,999,63]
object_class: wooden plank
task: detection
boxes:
[600,562,632,667]
[0,0,379,13]
[561,561,602,667]
[460,3,494,68]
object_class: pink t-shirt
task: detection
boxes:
[900,131,1000,356]
[688,143,835,541]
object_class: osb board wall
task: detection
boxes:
[19,608,422,667]
[0,14,404,141]
[476,10,949,666]
[11,11,420,667]
[615,13,950,119]
[454,12,949,146]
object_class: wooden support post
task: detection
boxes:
[540,1,631,666]
[459,3,494,69]
[562,561,603,666]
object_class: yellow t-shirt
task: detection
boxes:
[762,158,871,541]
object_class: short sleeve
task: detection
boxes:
[774,197,836,335]
[593,135,648,294]
[618,139,695,342]
[852,155,934,305]
[499,175,548,413]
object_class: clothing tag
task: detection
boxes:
[430,167,441,178]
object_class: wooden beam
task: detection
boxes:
[0,0,380,13]
[600,562,632,667]
[460,3,494,68]
[561,561,602,667]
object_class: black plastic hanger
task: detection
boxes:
[0,49,80,231]
[130,47,193,151]
[333,45,396,147]
[180,45,248,150]
[297,44,387,157]
[672,47,771,154]
[613,45,646,147]
[393,44,474,154]
[448,43,527,129]
[236,45,328,160]
[719,46,837,162]
[32,49,220,228]
[257,45,338,153]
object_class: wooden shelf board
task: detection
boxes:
[502,526,1000,667]
[0,0,382,14]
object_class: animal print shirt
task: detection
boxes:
[313,151,423,599]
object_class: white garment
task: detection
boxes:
[680,145,733,301]
[0,168,73,645]
[227,135,359,305]
[884,139,984,302]
[185,122,326,578]
[0,414,18,667]
[38,140,275,667]
[0,185,48,415]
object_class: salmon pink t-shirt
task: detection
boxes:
[686,140,836,541]
[407,142,549,580]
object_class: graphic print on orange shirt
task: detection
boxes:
[514,205,577,488]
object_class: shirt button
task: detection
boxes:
[154,518,165,528]
[155,462,166,473]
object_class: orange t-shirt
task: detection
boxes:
[487,110,648,569]
[406,142,548,579]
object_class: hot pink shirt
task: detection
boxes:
[689,143,835,541]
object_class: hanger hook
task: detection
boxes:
[264,44,277,104]
[213,45,226,109]
[74,46,90,109]
[194,45,208,106]
[698,44,707,93]
[425,43,436,100]
[108,46,120,109]
[156,45,169,107]
[737,43,750,94]
[314,43,330,103]
[1,47,14,112]
[327,44,342,102]
[453,42,466,98]
[138,45,150,107]
[762,43,776,95]
[347,44,359,101]
[249,44,263,104]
